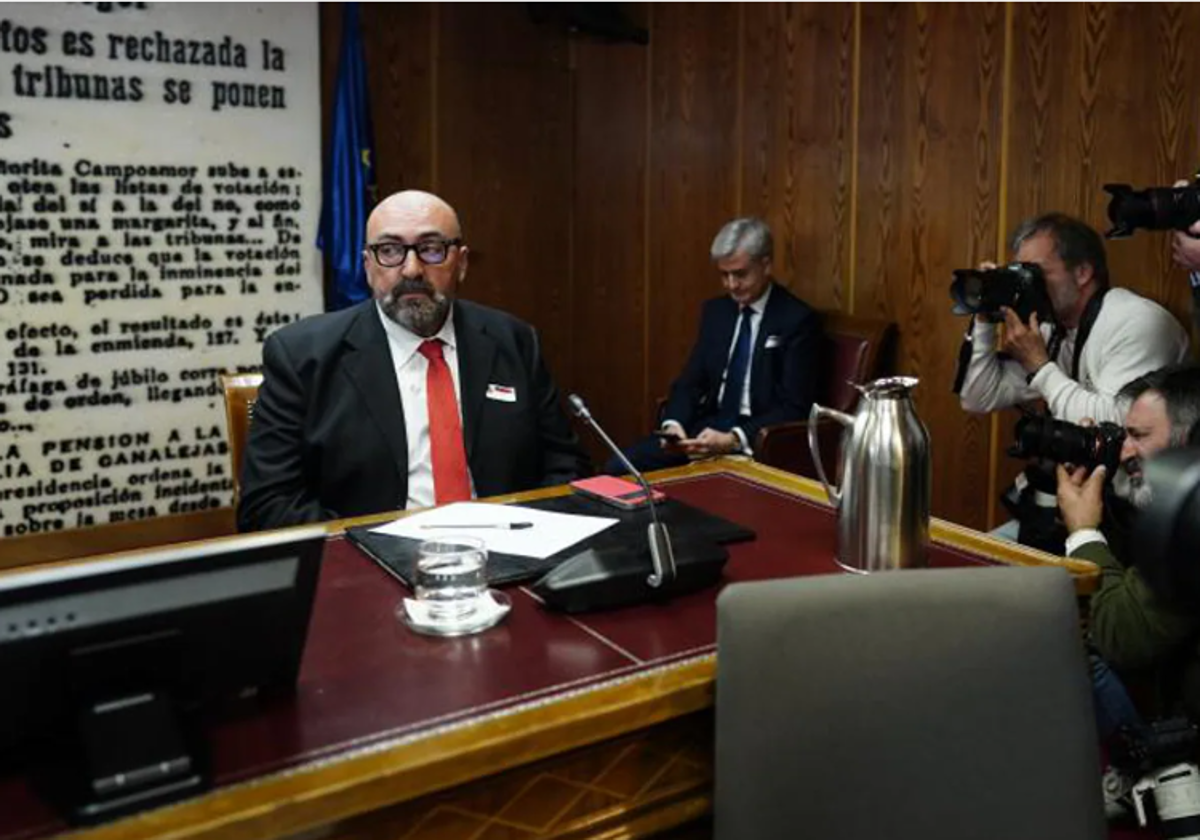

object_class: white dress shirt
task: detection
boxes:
[376,303,476,509]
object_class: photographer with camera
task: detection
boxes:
[1105,173,1200,337]
[956,213,1188,423]
[1167,179,1200,338]
[953,213,1189,550]
[1056,364,1200,737]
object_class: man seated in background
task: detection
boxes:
[612,217,823,473]
[957,212,1189,550]
[238,190,589,532]
[1056,363,1200,736]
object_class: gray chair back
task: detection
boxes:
[715,567,1105,840]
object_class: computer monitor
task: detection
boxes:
[0,525,327,825]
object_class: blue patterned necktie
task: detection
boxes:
[718,307,753,425]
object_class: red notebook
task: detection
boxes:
[570,475,666,511]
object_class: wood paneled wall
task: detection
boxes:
[331,2,1200,530]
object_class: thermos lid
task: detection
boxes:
[856,376,919,398]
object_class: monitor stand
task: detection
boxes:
[44,690,209,825]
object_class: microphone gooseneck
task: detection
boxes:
[567,394,677,588]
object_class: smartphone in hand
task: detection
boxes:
[653,429,684,448]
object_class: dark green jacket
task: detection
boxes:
[1072,539,1200,719]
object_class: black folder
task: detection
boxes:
[345,494,755,589]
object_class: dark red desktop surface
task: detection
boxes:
[571,472,996,663]
[0,472,1133,840]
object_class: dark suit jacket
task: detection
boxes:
[237,300,589,532]
[663,282,822,443]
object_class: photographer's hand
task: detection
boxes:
[1056,463,1106,533]
[1169,178,1200,270]
[1171,220,1200,271]
[999,307,1051,374]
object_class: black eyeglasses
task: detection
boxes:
[366,237,462,268]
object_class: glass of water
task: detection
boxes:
[413,536,488,624]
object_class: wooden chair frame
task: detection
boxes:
[219,371,264,505]
[754,311,897,478]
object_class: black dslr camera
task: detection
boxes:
[1103,181,1200,238]
[1111,718,1200,778]
[949,262,1053,323]
[1110,718,1200,834]
[1008,415,1126,474]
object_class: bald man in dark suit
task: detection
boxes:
[238,190,588,532]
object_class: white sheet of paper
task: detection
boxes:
[369,502,619,560]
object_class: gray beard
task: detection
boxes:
[380,286,451,337]
[1112,466,1153,510]
[1128,481,1153,510]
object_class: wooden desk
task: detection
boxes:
[0,460,1096,840]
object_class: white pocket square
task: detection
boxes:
[764,335,782,349]
[486,383,517,402]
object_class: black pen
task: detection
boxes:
[420,522,534,530]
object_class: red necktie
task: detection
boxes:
[418,339,472,504]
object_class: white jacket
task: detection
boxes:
[958,287,1190,425]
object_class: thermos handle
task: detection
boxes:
[808,403,855,507]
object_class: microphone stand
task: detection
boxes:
[568,394,677,589]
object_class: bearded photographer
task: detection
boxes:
[1056,364,1200,735]
[955,213,1189,550]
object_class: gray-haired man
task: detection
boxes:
[611,217,823,473]
[1056,364,1200,734]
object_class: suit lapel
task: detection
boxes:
[341,306,409,484]
[712,299,739,373]
[706,298,747,413]
[454,303,497,462]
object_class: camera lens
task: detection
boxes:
[960,275,985,309]
[1008,416,1126,474]
[949,263,1049,322]
[1104,182,1200,238]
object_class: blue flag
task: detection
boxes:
[318,2,375,310]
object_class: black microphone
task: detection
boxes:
[566,394,676,587]
[528,395,729,613]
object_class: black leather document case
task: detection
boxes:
[345,494,755,589]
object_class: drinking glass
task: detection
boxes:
[413,537,488,623]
